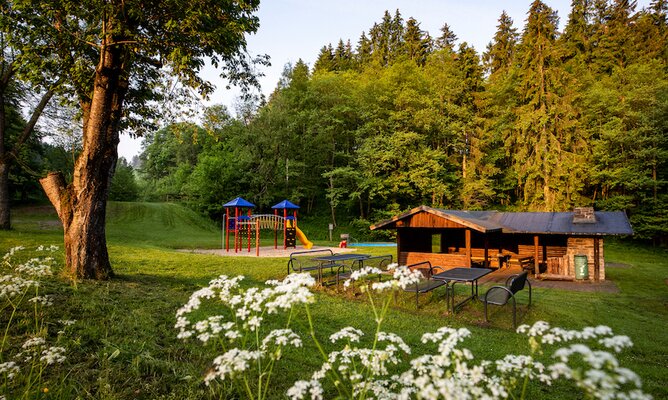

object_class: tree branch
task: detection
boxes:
[4,81,60,163]
[39,172,72,226]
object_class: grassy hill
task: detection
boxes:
[1,202,667,399]
[11,202,222,249]
[106,202,221,248]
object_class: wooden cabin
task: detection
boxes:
[370,206,633,281]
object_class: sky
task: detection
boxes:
[117,0,651,160]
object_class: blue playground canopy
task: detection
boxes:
[223,197,255,208]
[271,199,300,209]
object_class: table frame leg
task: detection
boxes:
[449,279,481,313]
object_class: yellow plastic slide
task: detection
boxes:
[295,226,313,249]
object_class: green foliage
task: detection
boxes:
[124,4,668,244]
[109,158,139,201]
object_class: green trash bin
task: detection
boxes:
[574,255,588,280]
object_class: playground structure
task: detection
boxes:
[223,197,313,256]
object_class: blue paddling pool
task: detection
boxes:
[348,242,396,247]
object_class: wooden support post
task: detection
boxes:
[465,229,472,267]
[533,235,540,275]
[483,235,489,268]
[397,229,402,265]
[594,237,600,282]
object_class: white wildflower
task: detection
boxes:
[0,275,38,298]
[35,245,59,252]
[422,327,471,355]
[22,337,46,349]
[548,362,573,379]
[311,362,331,380]
[343,266,384,288]
[524,321,551,337]
[28,295,53,306]
[40,346,66,365]
[330,326,364,343]
[16,258,53,277]
[224,329,241,340]
[0,361,19,380]
[599,335,633,352]
[2,246,25,262]
[262,329,302,350]
[204,348,262,384]
[246,315,263,331]
[378,331,411,354]
[371,266,423,292]
[287,379,324,400]
[265,273,315,312]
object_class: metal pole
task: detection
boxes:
[222,213,226,250]
[256,220,260,257]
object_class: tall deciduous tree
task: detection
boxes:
[0,27,61,229]
[6,0,265,279]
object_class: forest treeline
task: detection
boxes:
[10,0,668,242]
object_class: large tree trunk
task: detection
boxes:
[40,39,128,280]
[0,163,10,229]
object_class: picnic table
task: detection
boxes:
[311,253,371,284]
[432,267,493,313]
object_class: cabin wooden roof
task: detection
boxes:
[370,206,633,236]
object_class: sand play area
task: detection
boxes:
[180,245,360,258]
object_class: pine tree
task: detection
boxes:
[370,12,392,66]
[591,0,638,74]
[333,39,353,71]
[389,9,405,63]
[483,11,519,75]
[457,43,483,109]
[511,0,587,210]
[356,32,373,68]
[403,17,431,66]
[479,11,521,207]
[455,43,487,208]
[635,0,668,61]
[561,0,594,62]
[435,23,458,51]
[313,44,335,74]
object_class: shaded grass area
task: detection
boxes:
[2,203,667,399]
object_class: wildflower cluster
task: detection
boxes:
[1,245,69,398]
[514,322,643,400]
[288,319,650,400]
[180,264,651,400]
[176,273,315,400]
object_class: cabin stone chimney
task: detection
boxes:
[573,207,596,224]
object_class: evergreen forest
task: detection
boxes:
[10,0,668,243]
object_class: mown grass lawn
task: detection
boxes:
[1,202,667,399]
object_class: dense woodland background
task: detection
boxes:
[7,0,668,243]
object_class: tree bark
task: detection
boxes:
[0,163,9,229]
[40,38,128,280]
